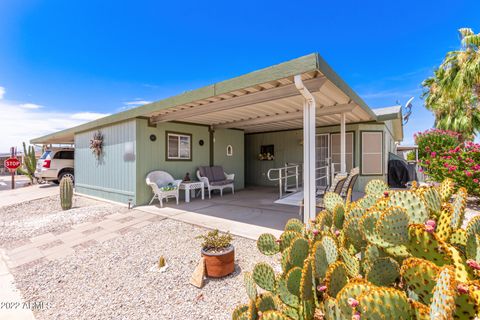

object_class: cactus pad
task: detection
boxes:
[253,263,276,292]
[312,241,329,279]
[450,187,467,230]
[365,179,389,197]
[466,216,480,262]
[289,237,310,268]
[232,304,249,320]
[286,267,302,297]
[244,272,258,301]
[324,261,349,298]
[257,234,279,256]
[388,190,429,223]
[276,276,299,308]
[281,247,293,274]
[333,203,345,229]
[429,266,456,320]
[323,297,342,320]
[407,224,452,266]
[255,293,277,313]
[285,218,304,233]
[449,228,467,249]
[366,257,400,286]
[323,192,344,213]
[436,204,453,241]
[279,231,300,252]
[439,178,455,202]
[400,257,440,305]
[344,216,367,251]
[360,210,392,248]
[356,194,379,210]
[339,247,360,278]
[357,287,411,319]
[345,205,366,220]
[419,187,442,217]
[259,311,290,320]
[321,236,339,264]
[315,210,333,231]
[336,281,372,318]
[408,300,430,320]
[300,257,314,300]
[376,207,409,246]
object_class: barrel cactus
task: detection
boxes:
[59,176,74,210]
[233,179,480,320]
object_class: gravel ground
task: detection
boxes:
[12,218,278,320]
[0,195,130,249]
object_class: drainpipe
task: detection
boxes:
[294,75,316,224]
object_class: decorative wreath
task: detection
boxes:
[89,130,104,158]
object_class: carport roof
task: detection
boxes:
[32,53,388,144]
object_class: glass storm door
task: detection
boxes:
[316,134,330,189]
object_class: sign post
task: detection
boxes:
[4,151,21,190]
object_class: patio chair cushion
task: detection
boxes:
[210,179,234,186]
[199,166,214,182]
[211,166,226,182]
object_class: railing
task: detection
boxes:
[316,165,330,190]
[267,164,300,199]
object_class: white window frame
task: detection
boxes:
[166,132,192,161]
[361,131,383,175]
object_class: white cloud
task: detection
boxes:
[0,86,5,99]
[19,103,43,110]
[0,86,110,153]
[124,100,152,106]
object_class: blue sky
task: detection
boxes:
[0,0,479,152]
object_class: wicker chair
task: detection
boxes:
[146,171,182,207]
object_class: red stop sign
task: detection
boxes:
[4,157,21,171]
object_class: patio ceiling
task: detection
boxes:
[149,71,375,133]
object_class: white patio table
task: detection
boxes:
[179,181,205,203]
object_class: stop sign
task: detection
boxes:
[4,157,21,171]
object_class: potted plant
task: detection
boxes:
[196,229,234,278]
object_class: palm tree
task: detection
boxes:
[422,28,480,140]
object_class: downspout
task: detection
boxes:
[294,75,316,224]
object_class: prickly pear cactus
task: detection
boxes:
[59,176,73,210]
[233,179,479,320]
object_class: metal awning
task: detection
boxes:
[31,53,378,144]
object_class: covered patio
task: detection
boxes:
[31,53,402,229]
[136,186,298,239]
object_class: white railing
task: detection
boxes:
[267,164,300,199]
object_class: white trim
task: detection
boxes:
[167,133,191,160]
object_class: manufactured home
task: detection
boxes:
[31,53,403,223]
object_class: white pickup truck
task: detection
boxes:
[35,148,74,184]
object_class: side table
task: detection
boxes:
[179,181,205,203]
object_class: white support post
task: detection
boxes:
[294,75,316,224]
[340,112,347,175]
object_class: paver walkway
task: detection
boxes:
[0,184,58,207]
[4,209,164,269]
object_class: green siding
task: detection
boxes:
[245,122,396,192]
[213,129,245,189]
[74,120,136,204]
[135,119,211,205]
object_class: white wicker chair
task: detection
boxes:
[196,166,235,198]
[146,171,182,207]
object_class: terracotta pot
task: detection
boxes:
[201,245,235,278]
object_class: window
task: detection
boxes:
[330,132,354,172]
[166,132,191,160]
[53,151,74,160]
[361,131,383,175]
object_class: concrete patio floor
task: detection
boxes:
[135,186,299,239]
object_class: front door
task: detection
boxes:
[316,134,330,190]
